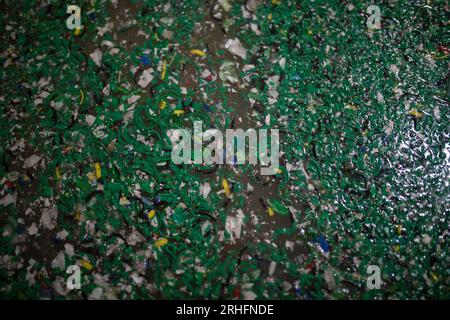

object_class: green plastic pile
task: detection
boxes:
[0,0,448,299]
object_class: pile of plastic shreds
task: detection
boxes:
[0,0,448,299]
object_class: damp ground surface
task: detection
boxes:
[0,1,449,299]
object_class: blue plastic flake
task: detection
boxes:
[202,104,212,112]
[313,235,330,253]
[15,224,25,235]
[139,55,151,66]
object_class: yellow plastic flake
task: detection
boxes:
[272,0,281,4]
[74,28,81,36]
[94,162,101,179]
[430,271,439,282]
[222,179,231,196]
[267,13,272,21]
[396,225,402,235]
[159,100,167,110]
[79,89,84,104]
[174,110,185,116]
[364,153,368,161]
[190,49,206,57]
[268,207,275,217]
[147,210,156,219]
[161,60,167,80]
[74,209,81,221]
[409,109,423,119]
[79,259,93,271]
[154,238,168,248]
[394,245,400,252]
[56,167,61,180]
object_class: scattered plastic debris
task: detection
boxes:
[0,0,448,301]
